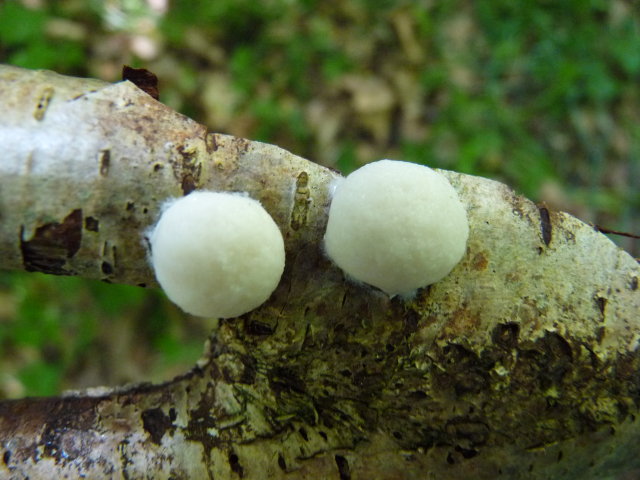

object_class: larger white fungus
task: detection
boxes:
[150,191,285,318]
[324,160,468,296]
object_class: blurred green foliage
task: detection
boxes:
[0,271,207,397]
[0,1,87,72]
[0,0,637,396]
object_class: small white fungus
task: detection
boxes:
[150,191,285,318]
[323,160,469,296]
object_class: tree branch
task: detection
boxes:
[0,65,638,479]
[0,64,336,286]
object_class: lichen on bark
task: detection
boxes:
[0,65,638,479]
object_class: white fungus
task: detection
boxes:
[150,191,285,318]
[324,159,469,296]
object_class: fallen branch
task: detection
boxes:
[0,65,638,480]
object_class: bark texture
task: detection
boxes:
[0,65,638,479]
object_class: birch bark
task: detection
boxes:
[0,65,638,479]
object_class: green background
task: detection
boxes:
[0,0,638,397]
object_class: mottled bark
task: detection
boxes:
[0,65,638,479]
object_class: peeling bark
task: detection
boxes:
[0,65,638,479]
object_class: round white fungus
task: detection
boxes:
[150,191,285,318]
[324,160,468,296]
